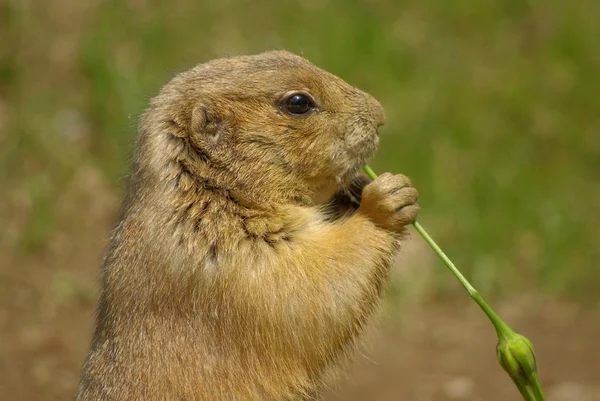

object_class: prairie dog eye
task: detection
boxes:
[281,92,317,116]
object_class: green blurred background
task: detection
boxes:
[1,1,598,400]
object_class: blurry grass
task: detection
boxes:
[1,0,599,298]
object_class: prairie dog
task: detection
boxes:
[77,50,419,400]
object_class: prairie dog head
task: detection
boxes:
[137,50,385,207]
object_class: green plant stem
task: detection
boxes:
[363,165,508,334]
[363,165,546,401]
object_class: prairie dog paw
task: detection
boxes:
[358,172,419,233]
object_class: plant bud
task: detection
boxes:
[496,333,537,381]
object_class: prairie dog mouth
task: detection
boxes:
[314,125,378,206]
[323,174,373,219]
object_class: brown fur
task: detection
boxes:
[76,50,419,400]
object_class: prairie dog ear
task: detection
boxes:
[190,104,232,148]
[190,104,210,135]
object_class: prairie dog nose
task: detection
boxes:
[361,90,386,128]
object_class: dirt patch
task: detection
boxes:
[326,298,600,401]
